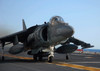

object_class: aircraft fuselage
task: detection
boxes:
[27,21,74,49]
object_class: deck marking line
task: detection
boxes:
[50,62,100,71]
[0,54,33,60]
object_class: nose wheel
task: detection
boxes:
[48,56,53,63]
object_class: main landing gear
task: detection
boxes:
[38,56,43,61]
[32,45,54,63]
[33,54,43,61]
[33,54,38,61]
[33,53,43,62]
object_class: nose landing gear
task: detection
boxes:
[48,45,54,63]
[48,56,53,63]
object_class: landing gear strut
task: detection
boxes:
[48,45,54,63]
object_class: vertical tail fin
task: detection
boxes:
[22,19,27,30]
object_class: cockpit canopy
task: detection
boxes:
[49,16,68,25]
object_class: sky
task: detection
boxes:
[0,0,100,49]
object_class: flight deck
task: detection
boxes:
[0,47,100,71]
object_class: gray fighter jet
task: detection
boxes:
[0,16,93,62]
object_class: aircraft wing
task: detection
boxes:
[62,37,94,49]
[0,30,26,42]
[0,26,38,44]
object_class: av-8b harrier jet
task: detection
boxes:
[0,16,93,62]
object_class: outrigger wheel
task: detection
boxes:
[1,42,5,61]
[66,54,69,60]
[48,56,53,63]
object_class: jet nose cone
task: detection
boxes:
[64,25,74,37]
[68,26,74,35]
